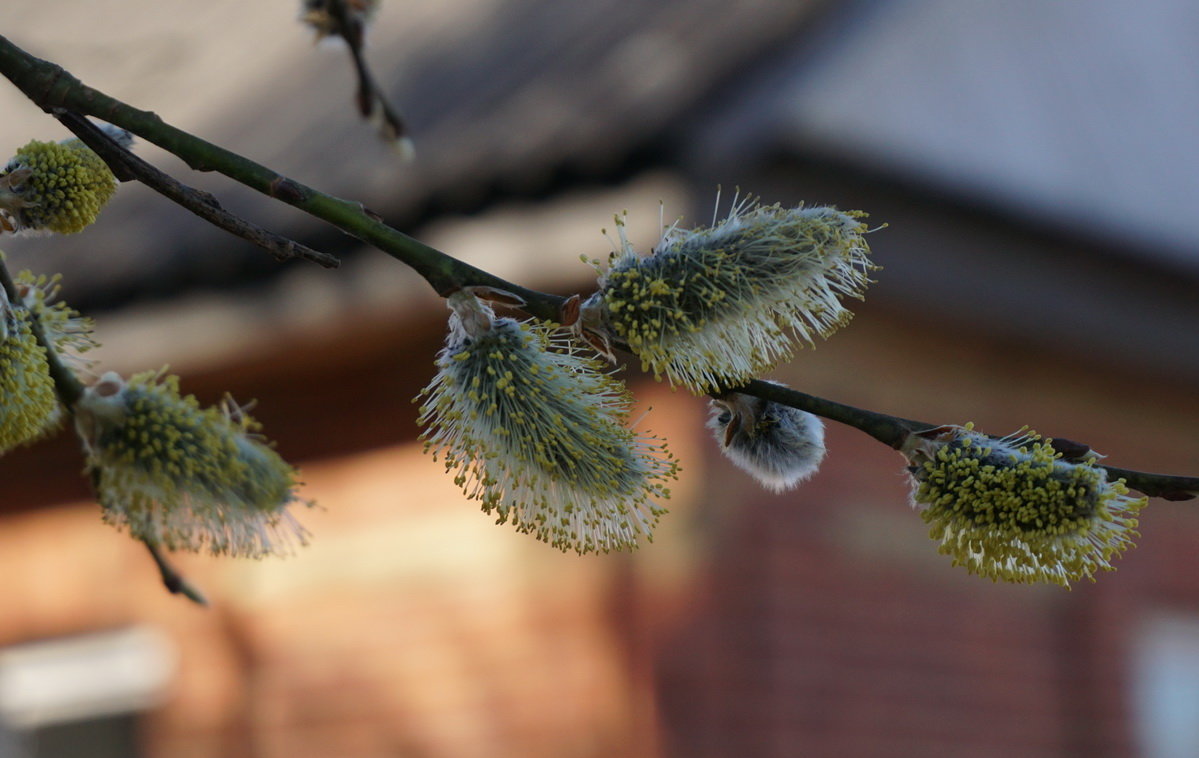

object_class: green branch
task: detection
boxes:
[1,34,1194,503]
[0,34,563,320]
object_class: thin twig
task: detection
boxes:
[735,379,928,450]
[1096,466,1199,502]
[55,112,340,269]
[143,540,208,606]
[0,35,547,310]
[89,469,209,606]
[4,260,211,603]
[327,0,410,150]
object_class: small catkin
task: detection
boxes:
[707,387,825,493]
[75,370,310,557]
[0,138,119,235]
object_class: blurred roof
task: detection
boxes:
[0,0,823,310]
[698,0,1199,274]
[1,0,1197,380]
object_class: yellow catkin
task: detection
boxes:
[0,139,118,234]
[0,306,60,453]
[905,425,1147,587]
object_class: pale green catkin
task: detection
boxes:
[76,370,310,557]
[417,296,677,553]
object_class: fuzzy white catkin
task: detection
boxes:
[707,387,825,493]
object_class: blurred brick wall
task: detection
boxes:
[0,382,703,758]
[0,301,1195,758]
[647,303,1199,758]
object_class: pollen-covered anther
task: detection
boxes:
[902,424,1147,587]
[13,269,97,362]
[417,293,678,553]
[74,370,311,558]
[583,195,877,394]
[0,137,119,235]
[707,385,825,493]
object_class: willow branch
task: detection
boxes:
[736,378,929,449]
[0,34,1193,502]
[1094,466,1198,502]
[0,35,559,317]
[3,261,209,604]
[3,263,209,604]
[729,379,1198,501]
[55,112,340,269]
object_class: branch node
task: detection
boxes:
[269,177,306,204]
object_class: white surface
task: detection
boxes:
[781,0,1199,267]
[1134,614,1199,758]
[0,627,176,729]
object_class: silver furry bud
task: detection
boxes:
[707,385,825,493]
